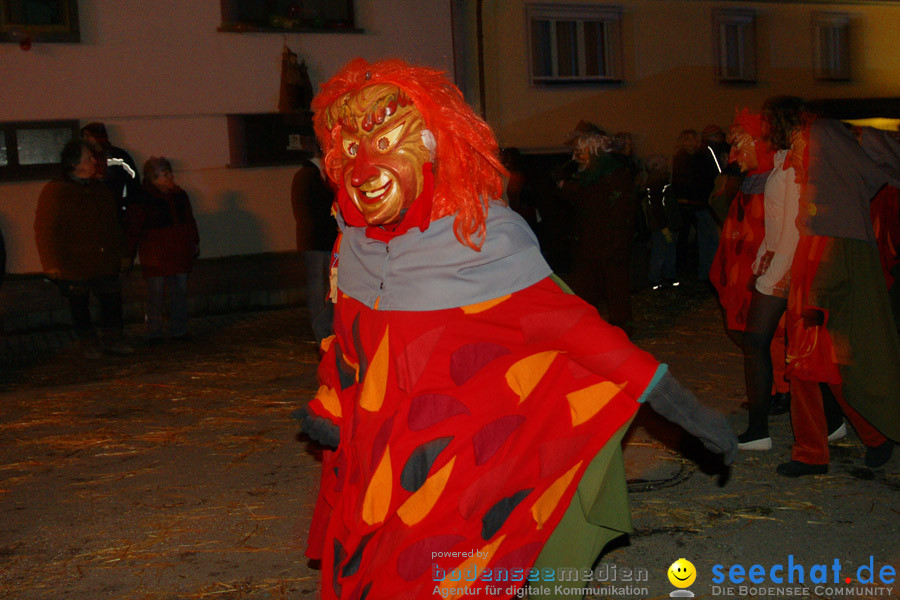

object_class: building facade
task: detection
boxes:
[2,0,899,276]
[0,1,454,275]
[463,0,900,156]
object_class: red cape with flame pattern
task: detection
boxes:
[304,278,660,600]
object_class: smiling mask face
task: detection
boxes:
[332,83,432,226]
[728,128,759,173]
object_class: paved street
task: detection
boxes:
[1,285,898,599]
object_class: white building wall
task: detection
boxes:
[0,0,455,274]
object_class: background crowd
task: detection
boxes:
[501,98,900,477]
[33,123,200,359]
[31,98,900,479]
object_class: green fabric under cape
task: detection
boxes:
[813,237,900,441]
[529,416,636,600]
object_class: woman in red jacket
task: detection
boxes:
[129,157,199,341]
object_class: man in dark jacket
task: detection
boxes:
[291,149,337,346]
[81,122,141,225]
[34,140,133,358]
[692,125,729,282]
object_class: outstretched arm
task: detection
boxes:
[644,370,739,465]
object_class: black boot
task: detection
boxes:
[865,440,894,468]
[776,460,828,477]
[768,391,790,416]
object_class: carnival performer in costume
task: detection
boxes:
[773,96,900,476]
[711,111,773,334]
[856,125,900,290]
[557,122,638,336]
[728,108,804,451]
[298,59,737,599]
[711,113,793,422]
[712,112,800,420]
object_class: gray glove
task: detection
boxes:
[645,371,738,465]
[295,405,341,449]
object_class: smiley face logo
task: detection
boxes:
[668,558,696,588]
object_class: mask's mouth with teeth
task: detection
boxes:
[360,180,392,203]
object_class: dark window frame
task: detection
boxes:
[0,120,79,182]
[219,0,360,33]
[812,11,851,82]
[713,8,757,84]
[527,2,624,87]
[0,0,80,43]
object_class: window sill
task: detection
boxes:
[218,21,362,34]
[532,78,624,88]
[717,78,758,85]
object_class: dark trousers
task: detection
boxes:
[568,232,634,333]
[742,290,787,436]
[57,277,123,337]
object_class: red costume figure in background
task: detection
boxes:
[300,58,735,599]
[710,111,790,407]
[780,108,900,475]
[710,109,774,332]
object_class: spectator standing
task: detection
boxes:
[291,150,337,347]
[34,140,133,359]
[81,122,141,225]
[500,147,539,232]
[672,129,701,276]
[127,157,199,342]
[640,154,682,289]
[692,125,727,282]
[706,126,742,227]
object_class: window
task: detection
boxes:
[219,0,358,33]
[0,0,80,43]
[0,120,79,181]
[813,12,850,81]
[527,3,623,86]
[713,9,756,83]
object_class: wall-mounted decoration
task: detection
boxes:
[279,44,314,113]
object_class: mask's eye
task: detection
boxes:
[375,121,404,153]
[342,137,359,158]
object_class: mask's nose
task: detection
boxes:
[350,143,380,188]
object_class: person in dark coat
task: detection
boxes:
[128,156,200,341]
[291,150,337,346]
[558,121,638,336]
[672,129,701,276]
[692,125,727,281]
[641,153,682,289]
[81,122,141,225]
[34,139,133,359]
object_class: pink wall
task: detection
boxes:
[0,0,455,274]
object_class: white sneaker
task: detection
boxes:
[827,423,847,442]
[738,437,772,451]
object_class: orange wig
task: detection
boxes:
[312,58,507,250]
